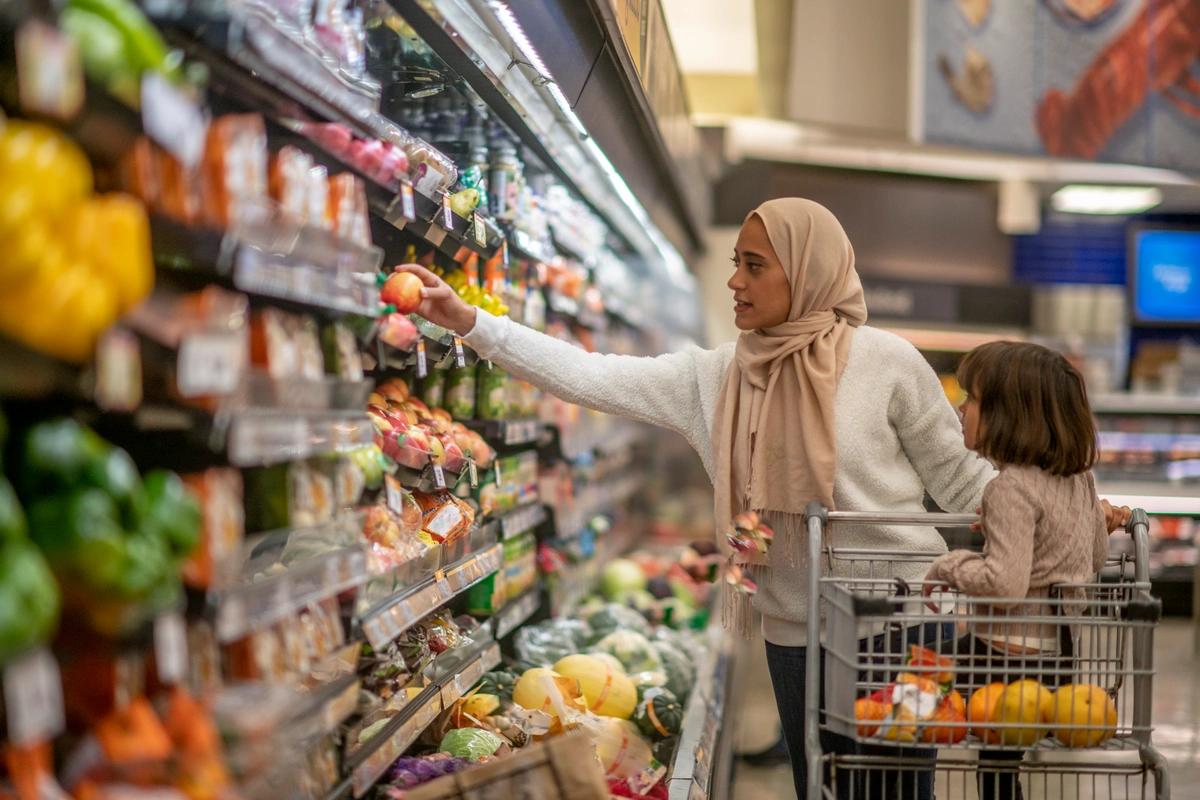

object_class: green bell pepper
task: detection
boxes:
[28,487,127,591]
[0,476,27,543]
[137,470,201,560]
[0,539,60,662]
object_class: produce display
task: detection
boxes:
[852,645,1120,749]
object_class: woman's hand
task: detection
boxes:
[1101,499,1132,534]
[393,264,477,335]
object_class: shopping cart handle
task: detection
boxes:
[804,501,828,525]
[1121,597,1162,623]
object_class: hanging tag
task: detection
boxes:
[16,21,82,120]
[433,465,446,489]
[494,462,503,487]
[400,181,416,222]
[3,649,65,745]
[452,337,466,368]
[416,339,428,378]
[472,212,487,247]
[385,475,404,516]
[501,238,510,267]
[142,73,208,170]
[154,613,188,685]
[441,194,454,230]
[468,460,478,488]
[95,328,143,412]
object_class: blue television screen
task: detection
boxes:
[1133,229,1200,323]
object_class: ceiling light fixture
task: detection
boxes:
[1051,185,1163,215]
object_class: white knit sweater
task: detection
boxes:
[464,311,996,645]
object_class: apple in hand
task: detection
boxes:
[381,271,424,314]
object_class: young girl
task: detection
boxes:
[923,341,1114,800]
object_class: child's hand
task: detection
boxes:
[1101,499,1132,533]
[921,581,950,613]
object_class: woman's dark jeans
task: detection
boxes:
[765,622,953,800]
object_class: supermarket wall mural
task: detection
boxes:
[921,0,1200,171]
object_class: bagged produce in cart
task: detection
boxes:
[584,716,665,795]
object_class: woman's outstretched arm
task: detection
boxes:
[398,264,720,442]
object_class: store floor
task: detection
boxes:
[730,618,1199,799]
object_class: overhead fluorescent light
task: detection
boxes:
[1050,185,1163,215]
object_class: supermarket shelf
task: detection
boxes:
[667,620,734,800]
[392,458,472,493]
[226,410,375,466]
[494,588,541,639]
[1093,394,1200,416]
[289,673,363,743]
[495,503,547,541]
[161,18,503,263]
[1098,482,1200,516]
[465,419,544,448]
[0,335,84,401]
[152,214,383,318]
[549,475,642,540]
[341,637,503,798]
[215,525,368,642]
[359,542,503,650]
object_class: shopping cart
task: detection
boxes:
[802,505,1168,800]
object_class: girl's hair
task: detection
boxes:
[957,341,1097,476]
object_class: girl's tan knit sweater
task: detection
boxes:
[926,465,1110,651]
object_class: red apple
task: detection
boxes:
[381,271,424,313]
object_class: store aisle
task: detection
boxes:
[731,618,1200,800]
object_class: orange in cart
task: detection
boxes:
[967,683,1007,744]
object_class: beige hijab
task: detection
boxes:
[712,198,868,559]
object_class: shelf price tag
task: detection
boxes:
[441,194,454,230]
[472,212,487,247]
[154,613,188,685]
[385,475,405,516]
[400,181,416,222]
[95,328,143,412]
[178,332,244,398]
[452,337,466,368]
[500,238,510,267]
[468,460,479,488]
[16,21,82,120]
[3,649,64,745]
[416,339,428,378]
[432,465,446,489]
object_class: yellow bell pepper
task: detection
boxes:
[0,121,93,215]
[68,193,154,312]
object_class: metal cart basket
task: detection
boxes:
[802,505,1167,800]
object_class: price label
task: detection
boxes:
[3,649,64,745]
[473,212,487,247]
[468,460,478,488]
[400,181,416,221]
[416,339,428,378]
[16,21,82,120]
[154,613,188,685]
[142,72,208,170]
[432,465,446,489]
[494,462,503,488]
[95,328,142,412]
[452,336,466,368]
[441,194,454,230]
[501,238,510,267]
[178,333,244,398]
[385,475,405,516]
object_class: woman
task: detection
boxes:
[399,198,1111,796]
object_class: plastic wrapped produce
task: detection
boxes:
[514,618,592,667]
[382,754,470,790]
[581,603,652,642]
[591,630,663,675]
[439,728,505,761]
